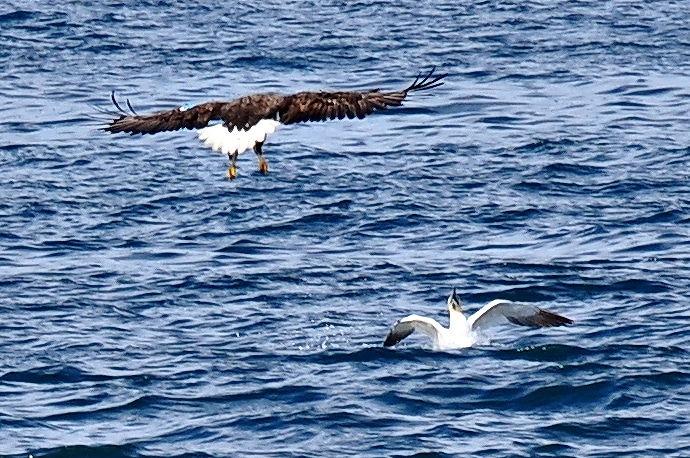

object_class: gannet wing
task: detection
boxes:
[383,314,444,347]
[468,300,573,331]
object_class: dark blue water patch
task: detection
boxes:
[2,365,118,384]
[468,286,557,304]
[531,443,578,457]
[32,444,141,458]
[217,239,273,254]
[625,86,681,97]
[621,208,686,225]
[508,137,578,154]
[613,240,680,255]
[233,54,328,72]
[516,380,615,411]
[598,83,647,95]
[0,230,21,241]
[389,448,466,458]
[147,273,254,292]
[170,383,330,407]
[258,211,353,234]
[543,416,685,442]
[533,161,607,177]
[591,178,662,196]
[502,343,594,363]
[610,371,690,410]
[473,206,552,224]
[35,394,146,423]
[356,213,434,234]
[0,10,38,22]
[603,99,651,108]
[112,238,150,249]
[557,278,672,295]
[477,115,524,126]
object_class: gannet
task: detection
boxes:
[383,289,573,350]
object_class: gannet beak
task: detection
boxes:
[448,288,462,312]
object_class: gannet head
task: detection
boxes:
[447,288,463,313]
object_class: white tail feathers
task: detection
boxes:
[197,119,280,155]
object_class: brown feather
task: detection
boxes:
[104,68,446,135]
[105,94,284,135]
[277,67,446,125]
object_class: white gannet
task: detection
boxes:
[383,288,573,350]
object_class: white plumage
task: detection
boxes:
[105,68,447,179]
[383,289,573,350]
[197,119,280,156]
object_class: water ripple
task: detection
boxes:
[2,0,690,456]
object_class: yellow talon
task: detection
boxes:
[227,165,237,180]
[258,158,269,175]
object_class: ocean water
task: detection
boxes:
[1,0,690,456]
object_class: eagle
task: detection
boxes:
[104,68,446,179]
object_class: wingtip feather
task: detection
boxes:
[510,308,574,327]
[383,326,414,347]
[405,67,448,93]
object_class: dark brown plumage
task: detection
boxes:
[104,68,447,135]
[104,68,446,179]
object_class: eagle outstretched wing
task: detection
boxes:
[104,67,446,135]
[105,93,284,135]
[277,67,447,124]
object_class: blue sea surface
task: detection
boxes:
[2,1,690,456]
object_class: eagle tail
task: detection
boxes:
[197,120,280,155]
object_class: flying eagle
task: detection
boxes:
[104,68,446,179]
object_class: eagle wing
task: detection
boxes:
[278,67,446,124]
[104,93,285,135]
[104,68,446,135]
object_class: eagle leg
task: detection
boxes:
[254,142,269,175]
[227,151,238,180]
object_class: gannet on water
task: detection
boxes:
[383,289,573,350]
